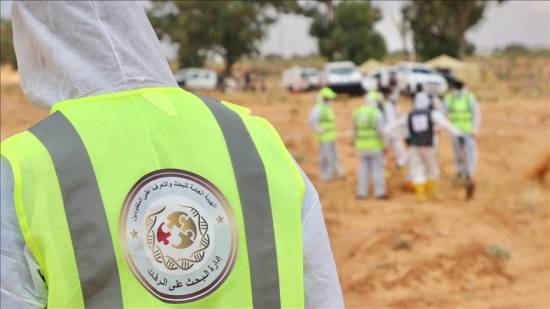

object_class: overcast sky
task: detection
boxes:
[260,0,550,57]
[2,0,549,57]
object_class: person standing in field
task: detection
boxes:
[386,92,462,201]
[309,87,344,181]
[379,87,407,174]
[353,91,387,199]
[444,80,481,198]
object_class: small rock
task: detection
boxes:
[484,244,511,260]
[392,235,411,251]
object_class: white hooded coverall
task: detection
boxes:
[386,93,461,185]
[380,97,407,168]
[0,2,344,308]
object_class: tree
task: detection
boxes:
[148,1,298,76]
[305,1,386,63]
[0,19,17,69]
[498,43,532,56]
[402,1,493,60]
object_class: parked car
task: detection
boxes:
[396,62,448,95]
[361,67,397,92]
[323,61,364,95]
[175,68,218,90]
[281,66,321,92]
[302,67,322,90]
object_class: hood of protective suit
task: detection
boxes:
[12,1,177,109]
[413,92,430,110]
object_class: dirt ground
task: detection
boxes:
[1,63,549,308]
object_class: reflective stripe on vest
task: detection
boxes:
[29,112,123,309]
[199,96,280,309]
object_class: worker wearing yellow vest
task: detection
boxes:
[444,80,481,198]
[386,93,462,201]
[353,91,387,199]
[308,87,343,181]
[0,2,344,308]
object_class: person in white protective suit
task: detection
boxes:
[401,83,444,190]
[411,83,446,157]
[379,87,407,173]
[385,92,462,201]
[0,2,344,308]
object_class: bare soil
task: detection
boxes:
[2,64,549,308]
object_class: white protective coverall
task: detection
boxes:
[0,2,344,308]
[386,93,461,185]
[380,96,407,168]
[413,89,445,145]
[308,96,343,181]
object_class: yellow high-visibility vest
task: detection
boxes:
[353,105,384,151]
[1,87,305,308]
[445,91,474,133]
[316,103,336,142]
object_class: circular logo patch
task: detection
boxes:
[119,169,238,303]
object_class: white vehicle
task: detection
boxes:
[396,62,448,95]
[302,68,321,90]
[323,61,364,95]
[361,67,397,92]
[175,68,218,90]
[281,66,321,92]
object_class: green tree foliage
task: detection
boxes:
[402,1,490,60]
[0,19,17,68]
[148,1,297,75]
[305,1,386,64]
[496,44,550,57]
